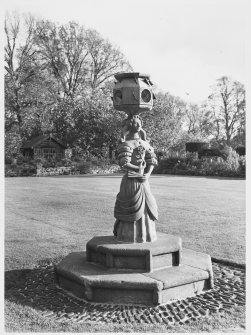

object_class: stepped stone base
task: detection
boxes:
[86,233,182,272]
[55,234,213,306]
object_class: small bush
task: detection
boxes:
[5,160,37,177]
[224,147,240,171]
[16,154,31,165]
[198,148,223,159]
[58,158,72,167]
[155,147,244,177]
[5,157,12,164]
[5,169,17,177]
[238,156,246,175]
[77,161,93,174]
[34,157,48,166]
[20,165,36,176]
[236,146,245,156]
[220,145,232,160]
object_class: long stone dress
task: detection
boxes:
[113,138,158,243]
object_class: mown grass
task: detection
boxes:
[5,175,245,271]
[5,175,246,332]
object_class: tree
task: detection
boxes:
[142,92,186,153]
[34,21,132,97]
[4,13,57,141]
[5,125,23,162]
[48,84,124,158]
[5,13,133,160]
[34,20,90,99]
[5,13,38,135]
[184,102,215,140]
[208,76,245,146]
[85,29,132,89]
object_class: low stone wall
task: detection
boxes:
[37,166,72,176]
[36,165,121,176]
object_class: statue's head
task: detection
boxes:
[128,115,143,133]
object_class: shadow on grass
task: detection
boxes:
[5,257,246,317]
[4,258,246,334]
[5,259,72,316]
[5,268,33,291]
[5,257,148,318]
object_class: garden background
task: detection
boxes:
[4,13,245,177]
[3,3,247,333]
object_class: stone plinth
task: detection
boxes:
[55,234,214,306]
[86,233,182,272]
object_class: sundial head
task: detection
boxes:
[112,72,156,116]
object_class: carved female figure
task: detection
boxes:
[114,115,158,243]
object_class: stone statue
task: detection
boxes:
[55,72,214,306]
[113,115,158,243]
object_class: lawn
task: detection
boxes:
[5,175,245,271]
[4,175,246,332]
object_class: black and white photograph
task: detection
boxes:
[3,0,247,333]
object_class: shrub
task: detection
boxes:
[225,148,240,171]
[34,157,58,168]
[34,157,47,166]
[19,163,37,176]
[56,157,72,167]
[16,154,31,165]
[5,160,37,177]
[77,161,93,174]
[200,157,224,175]
[220,145,232,160]
[239,156,246,174]
[5,169,17,177]
[154,147,244,177]
[5,157,12,164]
[236,146,245,156]
[198,148,223,159]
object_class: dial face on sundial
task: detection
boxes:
[141,89,151,103]
[114,90,122,104]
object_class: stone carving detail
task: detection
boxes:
[112,73,158,243]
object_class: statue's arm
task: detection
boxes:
[118,146,139,171]
[123,162,140,172]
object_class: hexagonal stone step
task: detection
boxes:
[86,233,182,272]
[55,248,213,306]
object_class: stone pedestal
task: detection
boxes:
[55,233,213,306]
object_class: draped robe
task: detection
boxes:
[113,139,158,243]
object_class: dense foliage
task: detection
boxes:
[154,147,245,178]
[4,13,130,161]
[5,13,246,169]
